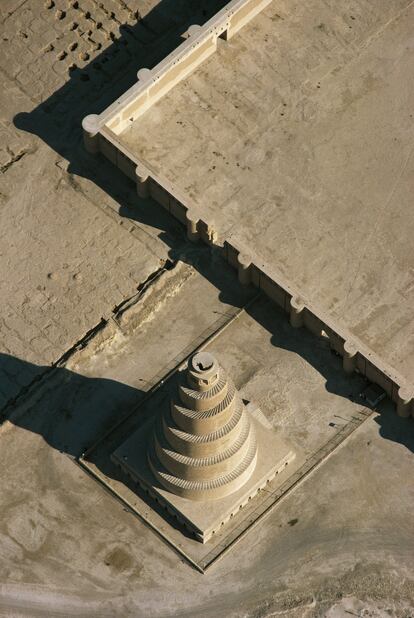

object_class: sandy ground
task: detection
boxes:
[0,258,412,616]
[0,1,413,615]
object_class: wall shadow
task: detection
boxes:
[246,298,361,402]
[13,0,229,247]
[7,0,248,411]
[373,406,414,454]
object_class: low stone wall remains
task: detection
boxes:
[81,0,413,419]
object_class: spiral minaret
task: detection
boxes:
[148,352,258,501]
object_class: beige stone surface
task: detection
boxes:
[122,0,414,384]
[112,403,295,542]
[112,351,295,541]
[0,263,411,615]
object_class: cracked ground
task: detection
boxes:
[0,1,413,616]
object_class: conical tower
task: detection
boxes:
[148,352,258,501]
[112,349,295,543]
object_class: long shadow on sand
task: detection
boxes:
[0,351,144,459]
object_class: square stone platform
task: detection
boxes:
[112,405,295,543]
[79,294,371,570]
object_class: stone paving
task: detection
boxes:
[0,0,226,410]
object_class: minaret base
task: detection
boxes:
[112,404,295,543]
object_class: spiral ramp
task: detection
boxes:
[111,350,296,543]
[148,352,258,501]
